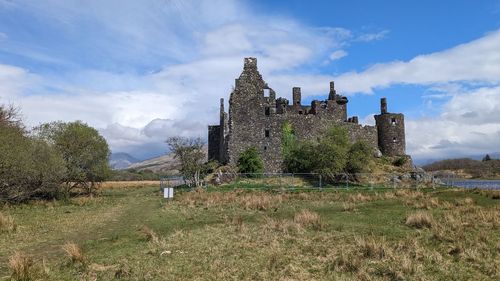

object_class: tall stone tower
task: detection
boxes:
[374,98,406,156]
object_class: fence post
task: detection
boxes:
[319,174,322,189]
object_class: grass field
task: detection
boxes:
[0,183,499,280]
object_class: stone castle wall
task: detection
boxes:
[209,58,406,172]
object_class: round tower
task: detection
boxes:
[374,98,406,156]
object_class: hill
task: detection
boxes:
[422,157,500,179]
[109,152,140,169]
[127,154,180,173]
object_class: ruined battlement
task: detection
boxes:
[208,58,407,172]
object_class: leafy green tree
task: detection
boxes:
[482,154,491,162]
[313,126,349,178]
[166,136,205,187]
[34,121,111,196]
[347,141,374,174]
[237,147,264,174]
[0,107,66,202]
[284,125,376,181]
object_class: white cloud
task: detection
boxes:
[329,50,348,61]
[333,30,500,94]
[407,85,500,160]
[0,0,356,158]
[356,30,389,42]
[2,1,499,162]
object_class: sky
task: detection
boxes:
[1,0,500,163]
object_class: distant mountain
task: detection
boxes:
[110,152,140,169]
[421,156,500,179]
[413,152,500,167]
[127,154,180,173]
[127,145,208,173]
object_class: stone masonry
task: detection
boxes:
[208,58,407,172]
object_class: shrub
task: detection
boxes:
[237,147,264,174]
[405,211,434,228]
[393,156,407,167]
[347,141,374,173]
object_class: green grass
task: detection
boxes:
[1,185,499,280]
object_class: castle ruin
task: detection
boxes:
[208,58,406,172]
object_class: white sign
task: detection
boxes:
[163,188,174,199]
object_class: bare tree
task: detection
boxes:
[0,104,23,129]
[166,136,205,187]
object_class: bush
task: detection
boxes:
[347,141,373,173]
[0,125,66,203]
[393,156,407,167]
[237,147,264,174]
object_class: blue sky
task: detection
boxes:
[1,0,500,162]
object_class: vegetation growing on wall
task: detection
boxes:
[237,147,264,174]
[283,125,374,180]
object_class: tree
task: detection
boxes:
[347,141,373,174]
[0,104,23,129]
[482,154,492,162]
[0,106,66,202]
[33,121,111,196]
[166,136,205,187]
[283,125,375,181]
[237,147,264,174]
[313,126,350,178]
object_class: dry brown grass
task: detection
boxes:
[454,197,475,206]
[0,211,17,232]
[355,236,390,259]
[405,211,435,229]
[262,217,301,235]
[140,225,160,243]
[100,181,160,189]
[342,202,357,212]
[347,193,372,203]
[179,189,283,211]
[414,197,440,209]
[293,209,323,230]
[62,242,85,264]
[8,251,33,281]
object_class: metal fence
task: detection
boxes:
[160,172,500,191]
[206,172,439,190]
